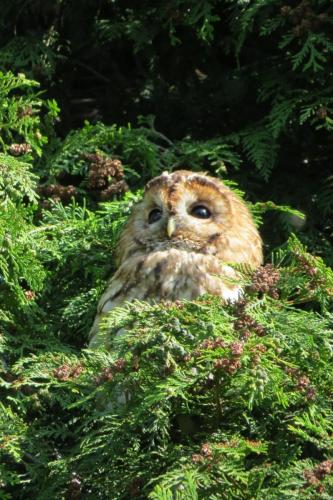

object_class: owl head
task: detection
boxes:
[116,170,262,267]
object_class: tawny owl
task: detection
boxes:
[89,170,262,347]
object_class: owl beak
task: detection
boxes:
[167,217,176,238]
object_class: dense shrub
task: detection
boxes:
[0,0,333,498]
[1,0,333,261]
[1,236,333,498]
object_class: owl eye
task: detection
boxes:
[190,205,211,219]
[148,208,163,224]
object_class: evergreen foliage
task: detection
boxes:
[0,0,333,498]
[1,242,333,498]
[1,0,332,262]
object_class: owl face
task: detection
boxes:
[116,170,262,267]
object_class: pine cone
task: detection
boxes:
[9,143,32,156]
[38,184,77,203]
[214,357,241,374]
[53,364,71,381]
[24,290,36,301]
[17,106,34,118]
[316,107,327,119]
[84,153,126,195]
[280,6,291,16]
[53,363,83,381]
[230,342,244,356]
[95,367,113,385]
[249,264,280,295]
[99,180,129,200]
[65,473,82,499]
[201,442,212,458]
[113,358,126,372]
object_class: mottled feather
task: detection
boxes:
[89,170,262,347]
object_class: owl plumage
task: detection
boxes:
[89,170,263,347]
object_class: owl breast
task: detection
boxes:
[108,249,239,303]
[89,249,240,346]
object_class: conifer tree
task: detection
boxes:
[0,1,333,498]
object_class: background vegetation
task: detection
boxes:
[0,0,333,498]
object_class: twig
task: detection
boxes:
[72,59,111,84]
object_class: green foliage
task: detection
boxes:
[1,244,333,497]
[1,1,332,256]
[0,33,62,81]
[0,205,46,294]
[46,118,241,188]
[0,71,57,156]
[0,71,58,208]
[1,0,333,497]
[0,154,38,206]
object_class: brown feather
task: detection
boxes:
[89,170,263,346]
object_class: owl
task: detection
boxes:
[89,170,263,347]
